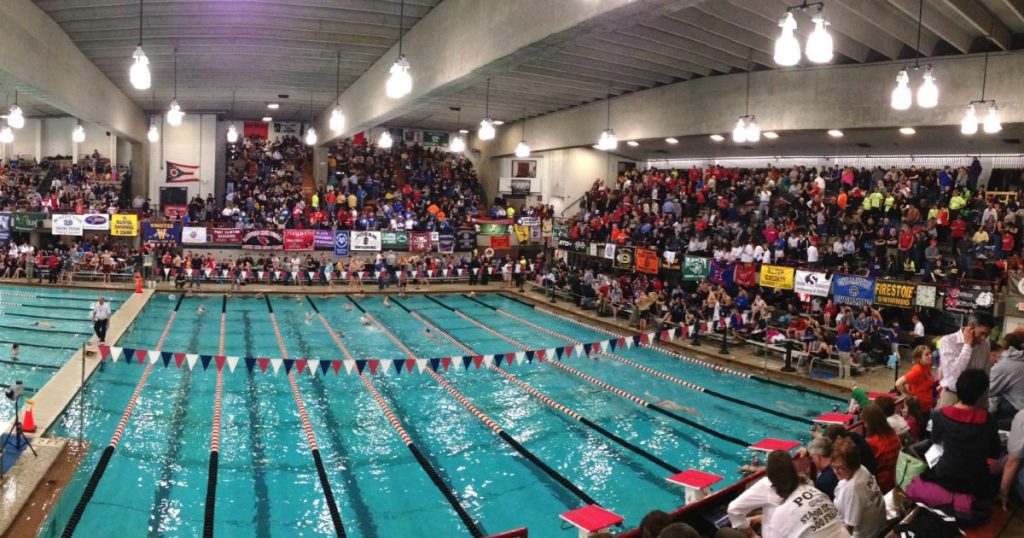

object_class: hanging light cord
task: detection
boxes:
[913,0,924,68]
[521,110,526,139]
[605,83,612,130]
[138,0,144,46]
[335,52,341,103]
[980,50,989,101]
[398,0,405,56]
[485,79,491,118]
[173,46,178,99]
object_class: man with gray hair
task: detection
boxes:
[808,436,839,500]
[937,312,995,409]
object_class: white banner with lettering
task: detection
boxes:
[794,270,832,297]
[51,214,85,236]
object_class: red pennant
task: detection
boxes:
[661,330,670,341]
[99,345,111,360]
[214,356,226,371]
[506,353,515,364]
[564,346,574,358]
[257,357,270,373]
[405,359,416,373]
[536,350,546,362]
[136,349,147,364]
[174,353,186,368]
[295,359,307,374]
[368,359,380,375]
[618,337,626,348]
[441,357,452,371]
[472,355,484,369]
[640,333,649,345]
[331,360,343,375]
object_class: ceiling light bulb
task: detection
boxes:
[0,126,13,144]
[130,46,151,90]
[515,140,531,158]
[329,107,345,133]
[805,17,833,64]
[598,128,617,150]
[626,140,639,147]
[305,127,318,146]
[763,132,779,139]
[449,135,465,153]
[710,134,724,142]
[167,100,184,126]
[960,104,978,135]
[262,116,273,122]
[665,137,678,144]
[267,103,280,110]
[478,118,495,141]
[378,130,393,149]
[226,124,239,143]
[72,124,86,143]
[7,105,24,129]
[732,118,748,143]
[385,55,412,99]
[774,13,801,66]
[983,103,1002,134]
[917,66,938,108]
[147,123,160,142]
[899,127,916,135]
[745,117,761,142]
[891,69,912,110]
[827,129,844,137]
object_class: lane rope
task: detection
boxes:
[203,296,227,538]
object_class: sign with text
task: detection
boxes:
[614,246,635,270]
[284,229,315,251]
[944,286,995,314]
[314,230,335,250]
[82,213,111,231]
[51,214,84,236]
[241,230,283,250]
[143,222,181,245]
[409,232,432,253]
[333,231,349,256]
[682,256,710,282]
[455,229,476,251]
[381,231,409,250]
[0,213,10,242]
[437,233,455,253]
[794,270,832,297]
[635,248,659,275]
[211,228,242,243]
[14,212,45,231]
[110,214,138,237]
[832,274,876,307]
[351,231,382,251]
[181,226,208,244]
[874,281,916,308]
[759,265,795,290]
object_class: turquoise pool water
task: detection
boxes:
[39,292,841,537]
[0,284,128,420]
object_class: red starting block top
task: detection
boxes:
[560,505,623,532]
[813,412,856,425]
[667,469,724,489]
[749,438,801,453]
[868,392,898,400]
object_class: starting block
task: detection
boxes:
[749,438,801,453]
[813,412,856,426]
[667,469,723,504]
[560,505,623,538]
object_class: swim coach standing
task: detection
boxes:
[92,296,111,344]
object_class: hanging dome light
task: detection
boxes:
[960,104,978,135]
[329,106,345,133]
[226,123,239,143]
[385,56,412,99]
[597,128,617,150]
[983,103,1001,134]
[732,118,748,143]
[805,16,833,64]
[917,66,938,108]
[515,140,531,158]
[167,99,184,126]
[147,122,160,142]
[745,116,761,142]
[305,127,318,146]
[378,130,393,149]
[7,104,24,129]
[449,134,465,153]
[0,126,13,144]
[130,46,152,90]
[478,117,495,141]
[774,13,801,66]
[891,69,912,110]
[72,124,86,143]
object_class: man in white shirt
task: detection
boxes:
[937,312,994,408]
[92,296,112,344]
[807,244,819,268]
[912,314,925,345]
[831,438,886,538]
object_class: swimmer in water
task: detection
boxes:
[360,315,370,325]
[643,392,698,417]
[468,291,476,298]
[32,321,55,329]
[343,303,353,312]
[423,328,437,340]
[382,296,390,307]
[740,453,764,475]
[196,305,207,315]
[304,312,316,324]
[10,343,19,362]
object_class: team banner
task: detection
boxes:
[529,226,543,245]
[0,213,11,242]
[557,238,588,254]
[794,270,832,297]
[916,285,938,309]
[874,281,916,308]
[409,232,432,253]
[682,256,710,282]
[832,274,876,307]
[351,231,382,251]
[944,286,995,314]
[635,248,659,275]
[333,231,350,256]
[662,251,681,271]
[181,226,208,244]
[437,233,455,253]
[513,224,530,243]
[241,230,283,250]
[518,216,541,226]
[735,263,757,288]
[588,242,599,258]
[110,214,139,236]
[552,224,569,240]
[381,231,409,250]
[614,246,635,270]
[759,265,795,290]
[314,230,335,250]
[284,229,315,251]
[51,214,84,236]
[14,212,45,231]
[604,243,616,260]
[477,221,511,236]
[143,222,181,245]
[82,214,111,231]
[490,235,511,250]
[211,228,242,243]
[455,229,476,251]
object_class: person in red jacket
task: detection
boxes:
[950,216,967,255]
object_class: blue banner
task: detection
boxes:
[333,231,350,256]
[0,212,10,243]
[142,222,181,245]
[831,274,876,307]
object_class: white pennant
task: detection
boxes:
[442,269,449,277]
[240,271,248,279]
[545,347,557,359]
[186,268,193,276]
[624,338,634,349]
[186,353,199,370]
[457,268,464,276]
[599,341,609,352]
[221,269,229,277]
[515,351,525,364]
[148,350,160,364]
[307,359,320,376]
[374,271,380,278]
[204,268,213,277]
[273,271,281,279]
[226,356,239,373]
[416,359,428,373]
[163,268,170,276]
[308,271,316,280]
[380,359,393,374]
[291,271,299,280]
[341,271,348,279]
[647,331,657,343]
[258,271,266,279]
[270,358,282,374]
[109,346,123,362]
[574,344,585,356]
[343,360,356,374]
[472,268,479,275]
[483,355,494,367]
[324,265,332,274]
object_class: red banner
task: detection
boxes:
[736,263,758,288]
[163,204,187,218]
[211,228,242,244]
[635,248,659,274]
[409,232,432,253]
[490,235,511,250]
[243,121,269,139]
[284,229,315,251]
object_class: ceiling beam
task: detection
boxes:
[832,0,942,55]
[611,26,744,71]
[647,15,775,66]
[578,37,715,77]
[940,0,1012,50]
[884,0,975,53]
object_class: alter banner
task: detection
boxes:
[759,265,795,290]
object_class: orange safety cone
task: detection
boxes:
[22,400,36,433]
[134,272,143,294]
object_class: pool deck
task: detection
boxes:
[0,436,67,537]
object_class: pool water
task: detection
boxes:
[39,292,841,537]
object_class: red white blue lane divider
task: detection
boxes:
[203,295,227,538]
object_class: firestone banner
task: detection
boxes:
[874,281,916,308]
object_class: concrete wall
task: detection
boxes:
[148,114,218,203]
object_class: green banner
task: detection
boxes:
[478,223,509,236]
[14,212,45,231]
[682,256,710,282]
[552,224,568,240]
[381,231,409,250]
[422,130,450,147]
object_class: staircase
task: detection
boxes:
[301,161,316,199]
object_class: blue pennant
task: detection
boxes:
[429,358,441,372]
[609,338,618,351]
[582,343,593,356]
[244,357,257,372]
[525,350,535,363]
[356,360,367,374]
[462,356,473,370]
[393,360,404,375]
[494,354,504,367]
[200,355,213,370]
[319,360,332,375]
[160,351,173,367]
[122,348,136,365]
[283,358,294,374]
[632,335,642,346]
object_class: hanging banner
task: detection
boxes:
[381,231,409,250]
[944,286,995,314]
[831,274,876,307]
[553,224,569,240]
[51,214,84,236]
[874,281,916,308]
[284,229,315,251]
[351,231,382,251]
[409,232,432,253]
[710,260,736,288]
[682,256,710,282]
[635,248,659,274]
[513,224,530,243]
[313,229,335,250]
[603,243,616,260]
[557,239,588,254]
[794,270,832,297]
[437,233,455,253]
[333,231,350,256]
[14,212,45,231]
[588,242,599,258]
[915,285,938,309]
[0,213,12,242]
[518,216,541,226]
[529,226,543,244]
[455,229,476,251]
[82,213,111,231]
[759,265,795,290]
[614,246,635,270]
[735,262,757,288]
[110,214,139,236]
[477,220,512,236]
[241,230,283,250]
[181,226,208,244]
[211,228,242,243]
[490,235,511,250]
[143,222,181,245]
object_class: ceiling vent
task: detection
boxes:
[278,94,289,99]
[1002,138,1021,145]
[855,142,872,148]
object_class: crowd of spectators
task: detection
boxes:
[0,150,128,214]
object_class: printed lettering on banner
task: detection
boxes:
[614,246,635,270]
[635,248,659,275]
[51,214,84,236]
[915,285,937,309]
[603,243,616,260]
[944,286,995,314]
[682,256,710,281]
[454,229,476,251]
[350,231,382,251]
[313,229,334,249]
[82,213,110,231]
[758,265,795,289]
[409,232,431,253]
[553,224,569,240]
[430,231,440,242]
[529,225,543,245]
[181,226,208,244]
[283,229,315,251]
[211,228,242,243]
[241,230,283,250]
[437,233,455,253]
[0,213,10,242]
[831,274,876,307]
[874,281,916,308]
[143,222,181,245]
[518,216,540,226]
[490,234,511,250]
[794,270,832,297]
[588,242,598,257]
[381,231,409,250]
[110,214,139,236]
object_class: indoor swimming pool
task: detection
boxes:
[38,292,843,537]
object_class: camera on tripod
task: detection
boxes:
[4,380,24,401]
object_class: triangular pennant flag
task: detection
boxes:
[291,271,299,280]
[368,359,380,375]
[494,354,504,367]
[341,271,348,280]
[648,331,658,343]
[258,271,266,280]
[582,343,593,356]
[391,359,403,375]
[344,360,357,374]
[609,339,618,352]
[121,348,135,364]
[506,353,515,365]
[472,268,479,275]
[258,357,270,373]
[174,352,186,369]
[240,271,248,280]
[135,349,148,364]
[307,360,319,376]
[430,358,441,372]
[308,271,316,281]
[618,337,627,349]
[406,359,416,373]
[295,359,307,375]
[161,351,173,367]
[545,347,556,359]
[555,347,565,360]
[599,341,609,352]
[163,268,170,276]
[536,349,546,362]
[462,356,473,370]
[660,330,670,342]
[98,345,111,360]
[624,336,634,349]
[379,359,393,374]
[329,360,341,375]
[416,359,428,373]
[442,269,449,277]
[472,355,484,369]
[186,268,193,277]
[515,351,525,364]
[283,358,295,374]
[204,268,212,277]
[148,350,160,364]
[245,357,257,372]
[639,333,649,345]
[200,355,214,370]
[215,356,227,371]
[674,327,683,339]
[186,353,200,370]
[221,269,229,277]
[273,271,281,279]
[633,334,642,347]
[563,346,573,359]
[227,356,239,373]
[574,344,584,357]
[483,355,494,367]
[441,357,452,371]
[525,350,535,363]
[270,358,282,374]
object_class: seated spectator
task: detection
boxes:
[874,395,911,442]
[637,509,671,538]
[999,408,1024,510]
[989,330,1024,428]
[860,404,901,493]
[807,436,839,500]
[831,437,886,538]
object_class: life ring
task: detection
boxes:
[484,247,495,258]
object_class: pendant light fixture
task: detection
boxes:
[449,106,466,153]
[0,97,13,144]
[8,91,24,129]
[733,58,760,143]
[962,45,1001,135]
[226,89,239,143]
[478,78,496,141]
[515,110,530,158]
[596,84,617,151]
[774,2,832,66]
[129,0,151,90]
[891,0,937,109]
[305,93,317,146]
[385,0,412,99]
[147,90,159,142]
[329,52,346,133]
[72,121,86,143]
[167,47,184,126]
[378,130,393,149]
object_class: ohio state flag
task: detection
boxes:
[166,161,200,182]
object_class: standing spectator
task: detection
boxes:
[937,313,994,409]
[989,331,1024,427]
[895,345,936,413]
[999,409,1024,510]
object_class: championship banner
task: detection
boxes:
[284,229,315,251]
[381,231,409,250]
[409,232,431,253]
[614,246,635,270]
[944,286,995,314]
[455,229,476,251]
[490,234,511,250]
[0,213,11,242]
[82,214,111,231]
[874,281,916,308]
[915,285,938,309]
[51,214,84,236]
[211,228,242,243]
[831,274,876,307]
[181,226,208,244]
[682,256,710,282]
[477,220,512,236]
[351,231,382,251]
[241,230,283,250]
[110,214,138,236]
[333,231,350,256]
[759,265,795,290]
[313,230,335,250]
[437,233,455,253]
[794,270,832,297]
[552,224,569,240]
[603,243,616,260]
[635,248,659,275]
[14,212,45,231]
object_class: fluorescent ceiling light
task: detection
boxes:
[665,137,678,144]
[262,116,273,122]
[458,129,469,134]
[626,141,639,147]
[267,103,280,110]
[709,134,724,141]
[827,129,844,137]
[763,131,779,139]
[492,120,505,126]
[899,127,916,135]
